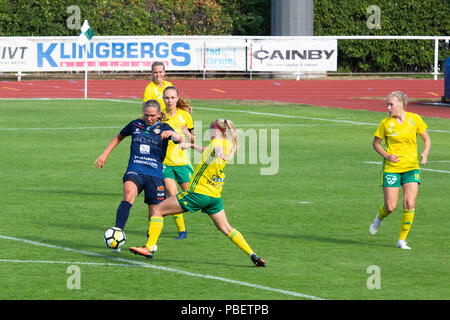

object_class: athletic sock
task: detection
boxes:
[227,229,253,256]
[377,204,391,221]
[146,217,164,250]
[115,201,132,230]
[399,209,415,241]
[172,213,186,232]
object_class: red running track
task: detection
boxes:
[1,79,449,118]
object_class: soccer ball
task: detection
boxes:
[104,227,126,249]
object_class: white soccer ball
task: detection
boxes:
[104,227,126,249]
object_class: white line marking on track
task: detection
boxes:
[0,234,325,300]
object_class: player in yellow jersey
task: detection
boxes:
[369,91,431,250]
[142,62,172,113]
[162,86,195,239]
[130,119,266,267]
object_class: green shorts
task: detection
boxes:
[176,191,224,215]
[382,169,421,187]
[163,164,193,185]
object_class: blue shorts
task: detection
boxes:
[123,171,165,205]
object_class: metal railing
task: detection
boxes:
[1,35,449,80]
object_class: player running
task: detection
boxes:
[369,91,431,250]
[130,119,266,267]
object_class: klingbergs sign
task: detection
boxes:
[0,36,338,72]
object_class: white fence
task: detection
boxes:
[0,35,449,80]
[325,35,450,80]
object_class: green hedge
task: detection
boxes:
[0,0,234,36]
[314,0,450,72]
[217,0,270,35]
[0,0,269,37]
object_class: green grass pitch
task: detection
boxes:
[0,98,448,300]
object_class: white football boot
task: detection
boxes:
[396,240,411,250]
[369,214,383,235]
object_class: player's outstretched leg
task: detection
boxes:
[129,246,154,259]
[209,210,266,267]
[250,253,266,267]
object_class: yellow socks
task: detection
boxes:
[227,229,253,256]
[399,209,415,241]
[172,214,186,232]
[377,204,415,241]
[146,217,164,250]
[377,204,391,220]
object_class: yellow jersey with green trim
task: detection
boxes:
[374,112,427,173]
[142,80,172,113]
[188,139,230,198]
[163,108,194,166]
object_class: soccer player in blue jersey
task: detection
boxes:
[95,100,183,251]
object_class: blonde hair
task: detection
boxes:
[210,119,238,157]
[388,91,408,110]
[142,99,167,122]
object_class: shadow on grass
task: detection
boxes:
[250,231,392,248]
[16,188,122,198]
[10,233,253,269]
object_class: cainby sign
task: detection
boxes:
[249,39,337,72]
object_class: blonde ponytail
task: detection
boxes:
[211,119,238,158]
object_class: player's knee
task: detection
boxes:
[152,206,163,217]
[210,218,231,236]
[385,203,397,213]
[404,200,415,211]
[218,222,233,236]
[122,195,135,204]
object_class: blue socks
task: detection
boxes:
[115,201,132,230]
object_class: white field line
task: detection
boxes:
[101,99,379,126]
[0,123,348,132]
[0,126,121,131]
[1,98,449,133]
[0,234,325,300]
[103,99,450,133]
[363,161,450,174]
[0,259,142,268]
